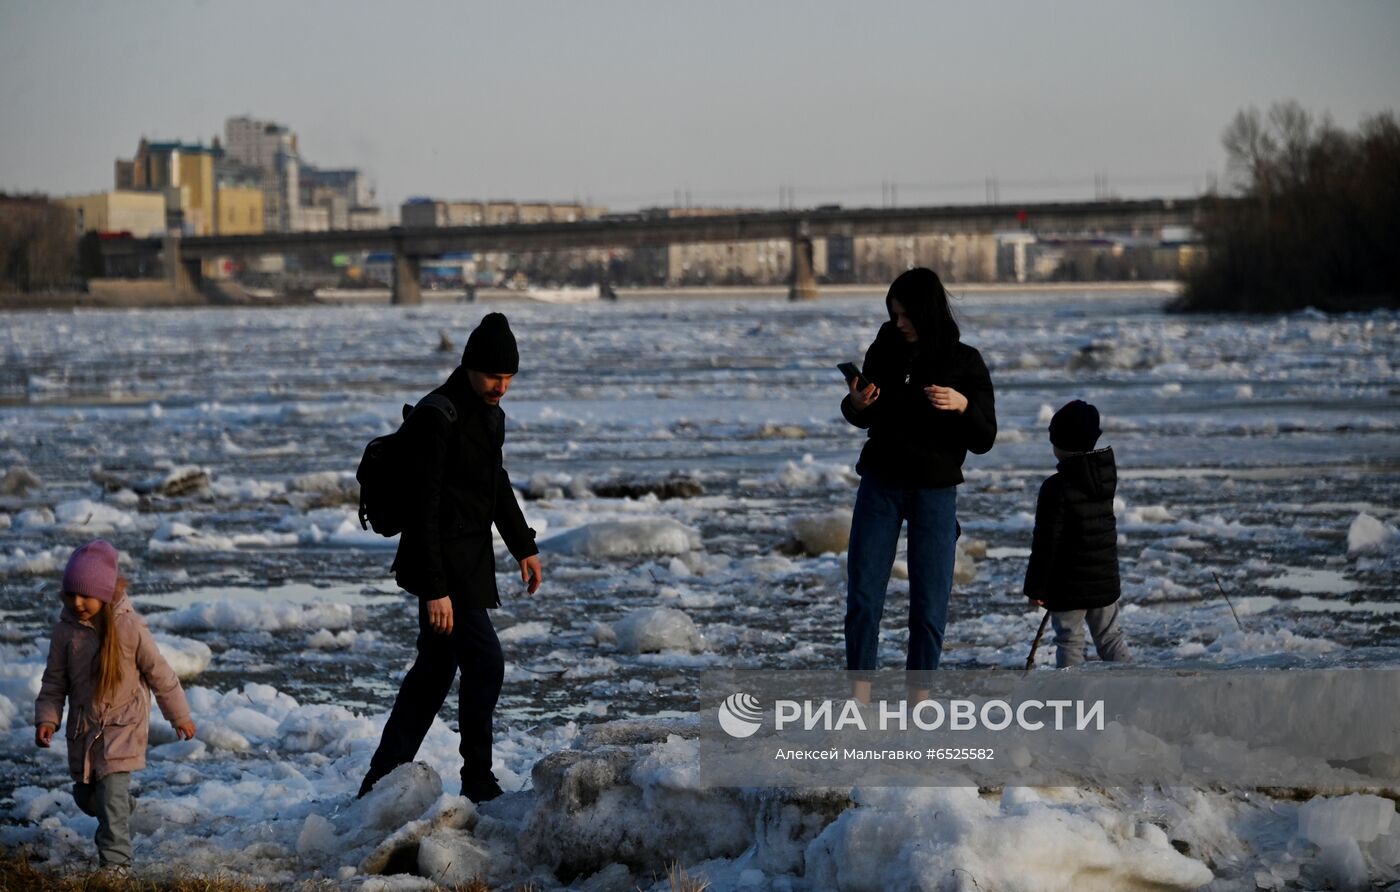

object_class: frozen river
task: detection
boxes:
[1,290,1398,889]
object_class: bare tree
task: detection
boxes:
[1179,103,1399,312]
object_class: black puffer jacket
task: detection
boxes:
[391,366,537,607]
[1024,447,1121,611]
[841,322,997,488]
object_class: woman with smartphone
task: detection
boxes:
[840,267,997,690]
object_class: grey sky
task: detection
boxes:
[2,0,1398,213]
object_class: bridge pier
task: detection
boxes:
[391,248,422,306]
[163,235,203,295]
[788,232,819,301]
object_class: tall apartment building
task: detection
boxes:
[223,116,381,232]
[223,116,300,232]
[224,115,298,170]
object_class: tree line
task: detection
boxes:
[1174,101,1399,313]
[0,194,80,292]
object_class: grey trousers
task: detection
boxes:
[73,771,133,867]
[1051,602,1131,668]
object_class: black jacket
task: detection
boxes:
[841,322,997,488]
[1024,447,1121,611]
[391,367,537,607]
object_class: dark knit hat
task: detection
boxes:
[62,539,120,603]
[461,313,519,373]
[1049,399,1102,452]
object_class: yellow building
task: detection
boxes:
[177,152,215,234]
[57,191,167,237]
[117,139,220,235]
[215,186,264,235]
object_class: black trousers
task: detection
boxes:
[363,599,503,794]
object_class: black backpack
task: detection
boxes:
[356,394,457,536]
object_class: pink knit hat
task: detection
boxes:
[61,539,120,603]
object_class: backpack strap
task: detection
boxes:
[416,393,458,424]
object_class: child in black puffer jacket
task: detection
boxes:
[1024,400,1131,668]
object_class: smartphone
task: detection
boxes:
[837,362,869,390]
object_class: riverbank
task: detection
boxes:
[0,280,205,311]
[2,279,1183,311]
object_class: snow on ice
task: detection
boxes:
[2,295,1398,889]
[541,518,702,558]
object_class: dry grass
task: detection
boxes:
[5,849,698,892]
[667,862,710,892]
[449,869,705,892]
[0,849,270,892]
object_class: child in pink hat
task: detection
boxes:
[34,540,197,873]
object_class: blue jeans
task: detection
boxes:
[845,475,958,671]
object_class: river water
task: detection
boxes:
[1,291,1397,855]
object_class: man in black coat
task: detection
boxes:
[1024,400,1130,668]
[359,313,542,803]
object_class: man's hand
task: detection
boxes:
[35,723,55,748]
[925,385,968,413]
[427,596,454,635]
[176,719,197,741]
[848,377,880,411]
[1028,597,1045,607]
[520,555,542,596]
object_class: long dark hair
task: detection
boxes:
[885,267,960,354]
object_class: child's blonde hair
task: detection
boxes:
[92,577,128,706]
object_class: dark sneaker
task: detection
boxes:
[462,777,504,804]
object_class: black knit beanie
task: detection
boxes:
[1049,399,1102,452]
[461,313,519,373]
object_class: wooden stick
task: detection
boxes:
[1025,610,1052,670]
[1212,572,1245,632]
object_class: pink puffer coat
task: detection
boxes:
[35,593,192,783]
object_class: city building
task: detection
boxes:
[57,191,167,238]
[220,116,384,233]
[114,138,218,235]
[212,154,265,236]
[300,167,374,207]
[300,166,380,230]
[399,198,606,228]
[853,233,998,283]
[224,116,297,170]
[214,186,264,236]
[347,206,386,230]
[401,198,485,228]
[223,116,299,232]
[626,207,820,286]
